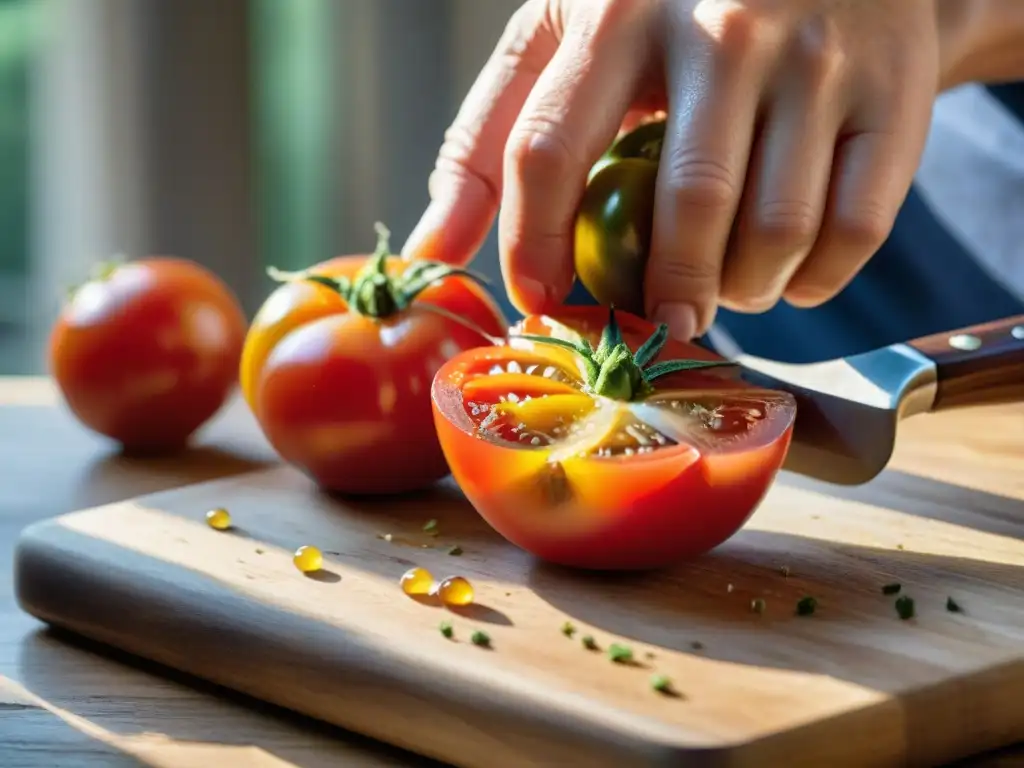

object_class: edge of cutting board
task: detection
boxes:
[13,504,744,768]
[12,465,1024,768]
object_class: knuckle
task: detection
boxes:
[693,1,776,64]
[750,198,821,250]
[652,255,720,290]
[829,203,894,252]
[505,116,581,182]
[791,17,845,87]
[662,150,739,211]
[431,126,499,205]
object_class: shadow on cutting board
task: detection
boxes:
[16,629,442,768]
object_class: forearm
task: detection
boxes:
[939,0,1024,89]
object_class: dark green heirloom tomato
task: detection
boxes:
[574,119,666,316]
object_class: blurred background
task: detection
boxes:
[0,0,522,375]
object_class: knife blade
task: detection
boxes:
[724,315,1024,485]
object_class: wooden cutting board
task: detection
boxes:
[13,439,1024,768]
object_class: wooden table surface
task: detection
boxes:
[0,375,1021,768]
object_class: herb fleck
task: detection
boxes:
[946,596,962,613]
[255,548,265,555]
[751,598,766,614]
[895,595,915,620]
[447,545,463,556]
[470,630,491,647]
[644,651,656,660]
[423,519,438,535]
[896,543,905,550]
[796,596,818,616]
[439,620,454,639]
[561,621,576,638]
[582,635,598,651]
[650,674,673,694]
[882,583,902,595]
[608,643,634,664]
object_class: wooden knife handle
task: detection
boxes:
[907,316,1024,411]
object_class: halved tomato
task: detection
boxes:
[431,307,796,570]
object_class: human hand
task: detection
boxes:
[403,0,960,340]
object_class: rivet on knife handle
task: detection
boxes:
[906,316,1024,411]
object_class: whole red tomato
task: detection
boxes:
[49,258,247,453]
[240,224,508,495]
[431,306,796,570]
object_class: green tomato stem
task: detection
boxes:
[517,306,736,401]
[265,222,494,321]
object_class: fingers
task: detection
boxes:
[784,82,933,306]
[782,129,908,306]
[402,1,555,266]
[720,33,845,312]
[499,5,650,313]
[645,6,780,340]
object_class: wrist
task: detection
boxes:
[938,0,1024,89]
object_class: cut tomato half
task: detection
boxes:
[431,308,796,570]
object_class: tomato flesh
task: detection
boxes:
[431,310,796,570]
[242,253,508,495]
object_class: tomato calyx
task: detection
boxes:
[65,257,127,300]
[515,307,735,401]
[266,223,491,320]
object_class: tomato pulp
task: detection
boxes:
[49,258,247,453]
[241,225,508,495]
[431,307,796,570]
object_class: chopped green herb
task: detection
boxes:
[423,519,438,535]
[751,598,766,614]
[561,621,576,638]
[447,545,463,556]
[608,643,634,664]
[255,548,265,555]
[882,583,902,595]
[439,620,454,639]
[470,629,491,647]
[582,635,598,650]
[896,543,905,551]
[946,596,962,613]
[650,674,673,693]
[796,596,817,616]
[895,595,915,620]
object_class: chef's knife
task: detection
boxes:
[727,315,1024,485]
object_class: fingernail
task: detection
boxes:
[401,200,447,261]
[511,277,551,314]
[652,302,698,341]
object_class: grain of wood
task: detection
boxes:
[14,412,1024,767]
[3,376,1023,767]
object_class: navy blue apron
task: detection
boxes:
[565,83,1024,363]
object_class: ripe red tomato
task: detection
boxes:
[49,258,247,453]
[241,226,508,495]
[431,306,796,570]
